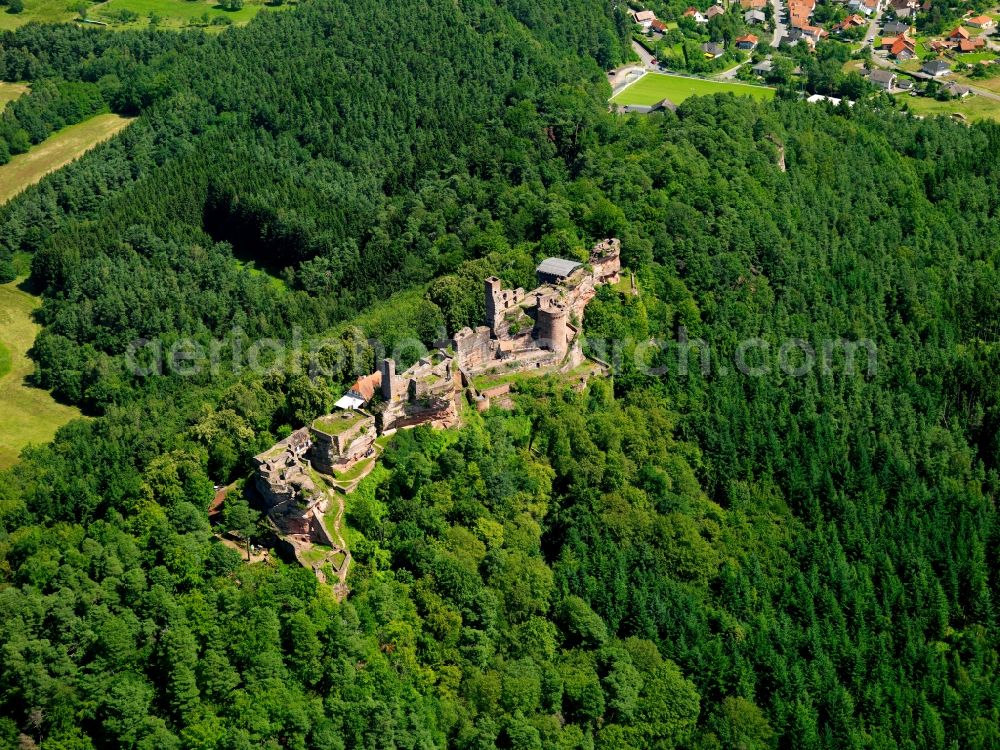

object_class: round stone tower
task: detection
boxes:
[536,296,569,354]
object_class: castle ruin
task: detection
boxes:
[248,239,621,587]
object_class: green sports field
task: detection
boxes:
[613,72,775,106]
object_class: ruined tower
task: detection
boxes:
[536,296,569,355]
[485,276,525,338]
[485,276,502,335]
[380,358,397,401]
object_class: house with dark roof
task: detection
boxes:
[868,69,897,90]
[701,42,725,58]
[882,20,910,35]
[890,0,919,17]
[922,60,952,77]
[744,9,766,23]
[942,81,971,97]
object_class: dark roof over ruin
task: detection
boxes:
[536,257,582,279]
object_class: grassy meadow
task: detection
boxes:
[0,82,29,109]
[0,0,291,31]
[0,275,83,469]
[0,0,75,30]
[0,113,133,205]
[900,92,1000,123]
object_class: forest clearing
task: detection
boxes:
[0,277,82,468]
[0,113,133,205]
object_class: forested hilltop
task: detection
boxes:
[0,0,998,748]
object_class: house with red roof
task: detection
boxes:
[835,14,866,30]
[966,15,995,31]
[948,25,970,42]
[683,6,708,23]
[958,37,987,52]
[735,33,759,50]
[888,34,916,60]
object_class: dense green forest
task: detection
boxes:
[0,0,998,747]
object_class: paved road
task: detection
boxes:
[770,0,786,47]
[631,39,658,69]
[863,7,884,45]
[716,61,748,79]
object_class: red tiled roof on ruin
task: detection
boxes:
[350,371,382,401]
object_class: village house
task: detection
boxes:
[948,25,970,43]
[958,37,987,52]
[868,69,897,90]
[779,28,816,48]
[701,41,725,58]
[799,24,828,41]
[882,33,916,60]
[632,9,657,28]
[684,7,708,23]
[736,33,759,50]
[882,20,910,36]
[745,9,766,24]
[835,14,866,31]
[922,60,952,77]
[966,15,994,31]
[752,59,774,75]
[889,0,920,18]
[706,4,726,19]
[788,0,815,29]
[651,18,667,33]
[941,81,971,97]
[741,0,767,8]
[848,0,880,16]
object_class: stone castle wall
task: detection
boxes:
[310,420,377,475]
